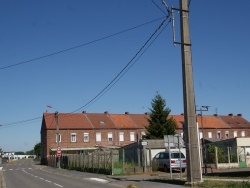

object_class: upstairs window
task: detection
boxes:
[234,131,237,138]
[241,131,245,137]
[71,133,77,142]
[119,132,124,142]
[208,132,212,138]
[217,131,221,139]
[225,131,229,139]
[130,132,135,141]
[108,133,113,141]
[83,133,89,142]
[96,132,101,142]
[56,134,61,143]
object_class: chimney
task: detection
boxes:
[104,111,108,114]
[82,111,86,114]
[228,113,233,116]
[125,112,129,115]
[213,114,218,117]
[237,114,242,117]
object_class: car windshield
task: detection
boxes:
[171,152,185,159]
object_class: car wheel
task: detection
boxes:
[164,165,169,172]
[181,168,185,173]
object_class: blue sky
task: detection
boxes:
[0,1,249,152]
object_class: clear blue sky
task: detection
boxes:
[0,1,249,152]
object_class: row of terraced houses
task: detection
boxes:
[40,111,250,162]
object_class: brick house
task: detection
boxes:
[41,112,250,163]
[40,111,148,162]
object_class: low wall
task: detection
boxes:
[216,162,238,169]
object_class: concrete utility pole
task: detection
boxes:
[179,0,202,185]
[55,111,61,169]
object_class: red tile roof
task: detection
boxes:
[43,113,92,129]
[108,114,137,129]
[42,112,250,130]
[216,115,250,129]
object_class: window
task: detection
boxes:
[83,133,89,142]
[99,121,105,125]
[130,132,135,141]
[108,133,113,141]
[208,132,212,138]
[199,132,203,139]
[119,132,124,142]
[71,133,77,142]
[141,131,146,139]
[217,131,221,139]
[56,134,61,143]
[225,131,229,139]
[96,132,101,142]
[234,131,237,138]
[241,131,245,137]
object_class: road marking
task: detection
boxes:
[89,178,108,183]
[54,183,63,187]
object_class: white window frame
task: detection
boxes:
[56,134,61,143]
[83,133,89,142]
[234,131,237,138]
[241,131,245,137]
[96,132,101,142]
[217,131,221,139]
[71,133,77,142]
[119,132,124,142]
[208,132,212,138]
[130,132,135,141]
[225,131,229,139]
[141,131,146,139]
[108,133,113,142]
[199,132,203,139]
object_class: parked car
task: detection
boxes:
[152,151,186,172]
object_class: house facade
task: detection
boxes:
[41,112,250,164]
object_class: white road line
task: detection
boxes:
[45,180,52,183]
[89,178,108,183]
[54,183,63,187]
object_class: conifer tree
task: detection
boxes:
[144,93,177,139]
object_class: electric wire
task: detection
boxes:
[0,17,165,71]
[72,17,170,113]
[151,0,167,15]
[0,15,172,128]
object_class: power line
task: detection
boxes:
[72,16,171,113]
[0,16,172,128]
[0,17,165,71]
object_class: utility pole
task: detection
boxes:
[178,0,202,185]
[55,111,61,169]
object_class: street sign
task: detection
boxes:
[141,141,148,146]
[57,150,61,157]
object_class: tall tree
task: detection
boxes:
[144,93,177,139]
[34,143,41,158]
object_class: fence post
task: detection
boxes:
[137,148,141,167]
[122,149,125,173]
[215,147,218,168]
[111,150,114,175]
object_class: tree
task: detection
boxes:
[144,93,177,139]
[34,143,41,158]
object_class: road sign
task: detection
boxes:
[141,141,148,146]
[57,150,61,157]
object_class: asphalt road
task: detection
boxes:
[1,159,185,188]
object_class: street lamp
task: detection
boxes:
[196,105,210,174]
